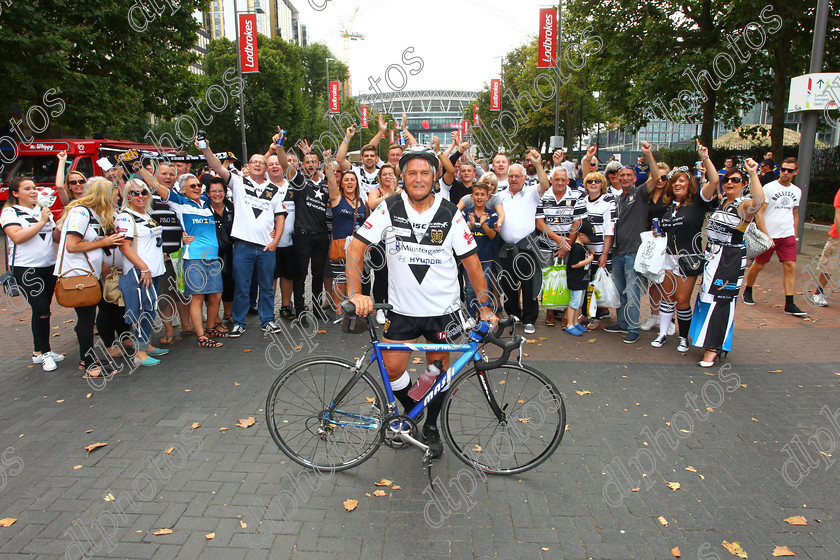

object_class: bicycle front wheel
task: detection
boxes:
[442,362,566,475]
[265,357,386,472]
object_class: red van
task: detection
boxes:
[0,138,175,217]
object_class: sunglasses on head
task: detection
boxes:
[68,179,85,186]
[586,179,602,184]
[128,189,150,197]
[723,176,744,184]
[781,167,796,173]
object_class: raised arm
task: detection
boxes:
[739,158,765,221]
[527,149,549,195]
[582,144,596,177]
[368,114,387,150]
[641,141,660,194]
[324,150,341,207]
[197,138,231,184]
[400,112,417,147]
[440,137,457,186]
[55,151,69,206]
[697,141,718,200]
[336,126,355,171]
[134,162,171,201]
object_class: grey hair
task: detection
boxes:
[604,161,622,175]
[177,173,199,191]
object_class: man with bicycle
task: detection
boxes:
[345,145,498,458]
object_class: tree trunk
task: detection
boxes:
[771,34,790,160]
[700,84,716,150]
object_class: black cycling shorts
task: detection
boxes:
[383,311,464,343]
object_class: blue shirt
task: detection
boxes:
[634,163,650,184]
[464,208,498,263]
[164,190,218,260]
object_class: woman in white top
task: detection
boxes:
[115,179,167,367]
[1,176,61,371]
[55,178,125,378]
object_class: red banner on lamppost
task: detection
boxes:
[461,120,469,139]
[328,81,340,113]
[472,104,481,126]
[389,129,395,143]
[537,8,557,68]
[361,106,369,128]
[239,14,259,73]
[490,79,501,111]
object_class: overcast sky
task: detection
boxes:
[293,0,553,95]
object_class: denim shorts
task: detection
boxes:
[184,258,223,295]
[568,289,584,311]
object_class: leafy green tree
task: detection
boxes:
[0,0,206,137]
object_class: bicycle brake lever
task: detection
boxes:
[517,337,525,366]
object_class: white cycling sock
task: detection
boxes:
[390,371,411,391]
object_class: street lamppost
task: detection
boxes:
[326,57,335,150]
[593,90,601,166]
[233,0,265,163]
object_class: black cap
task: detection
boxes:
[577,219,595,238]
[398,145,439,172]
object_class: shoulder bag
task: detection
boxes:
[55,236,102,309]
[744,221,773,258]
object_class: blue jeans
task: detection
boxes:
[465,261,494,317]
[611,251,643,334]
[232,241,276,328]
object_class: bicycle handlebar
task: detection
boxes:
[476,316,522,372]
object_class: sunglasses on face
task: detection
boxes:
[68,179,85,186]
[781,167,796,173]
[128,189,150,197]
[586,179,602,184]
[723,176,744,184]
[187,183,202,189]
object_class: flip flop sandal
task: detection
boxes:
[197,336,223,348]
[206,328,230,338]
[159,335,175,345]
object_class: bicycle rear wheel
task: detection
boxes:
[442,362,565,475]
[265,357,386,472]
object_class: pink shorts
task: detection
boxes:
[755,235,797,264]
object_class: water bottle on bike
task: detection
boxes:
[408,359,444,400]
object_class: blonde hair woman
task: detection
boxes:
[55,177,125,378]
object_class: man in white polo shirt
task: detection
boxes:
[199,141,287,337]
[497,149,550,334]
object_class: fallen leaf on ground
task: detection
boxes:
[541,547,550,551]
[518,399,525,404]
[191,422,201,430]
[63,319,74,324]
[84,430,92,434]
[219,427,228,432]
[73,465,82,470]
[698,474,705,480]
[722,540,747,558]
[679,429,690,433]
[316,330,327,334]
[538,337,548,342]
[374,478,393,487]
[165,446,174,455]
[0,518,17,527]
[184,389,191,392]
[472,445,482,452]
[293,346,302,350]
[658,516,668,527]
[784,515,807,525]
[631,488,640,492]
[366,397,376,403]
[373,489,387,497]
[234,382,240,387]
[84,442,107,453]
[392,485,402,490]
[586,338,597,343]
[525,338,537,343]
[243,349,252,353]
[205,532,215,540]
[518,418,532,423]
[85,393,92,399]
[240,520,247,529]
[412,357,423,364]
[772,546,795,557]
[666,481,681,491]
[365,493,371,497]
[671,546,681,558]
[237,416,256,428]
[152,528,173,536]
[752,418,758,422]
[499,380,506,385]
[685,466,697,473]
[103,493,115,502]
[56,400,64,403]
[575,390,594,395]
[706,407,714,412]
[769,370,783,373]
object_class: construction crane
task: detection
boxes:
[339,6,365,94]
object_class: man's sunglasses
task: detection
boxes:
[723,176,744,184]
[780,167,796,173]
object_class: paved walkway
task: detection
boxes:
[0,227,838,559]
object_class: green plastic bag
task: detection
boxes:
[170,247,186,293]
[541,259,571,308]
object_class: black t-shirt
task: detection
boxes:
[648,191,667,224]
[290,171,329,234]
[613,184,651,254]
[566,242,590,290]
[660,192,712,256]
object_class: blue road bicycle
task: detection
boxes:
[266,303,566,475]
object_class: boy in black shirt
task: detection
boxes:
[565,220,595,336]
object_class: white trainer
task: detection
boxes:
[640,315,659,331]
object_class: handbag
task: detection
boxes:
[744,221,772,258]
[1,227,22,297]
[540,258,571,308]
[214,206,233,253]
[678,253,705,276]
[54,208,102,308]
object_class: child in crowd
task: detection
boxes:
[565,220,595,336]
[456,172,505,230]
[463,181,498,318]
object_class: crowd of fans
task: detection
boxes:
[2,112,832,377]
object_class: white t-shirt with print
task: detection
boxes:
[227,173,287,246]
[54,206,105,278]
[115,210,165,276]
[762,180,801,239]
[353,161,383,203]
[0,205,56,268]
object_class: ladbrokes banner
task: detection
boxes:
[239,14,259,73]
[538,8,556,68]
